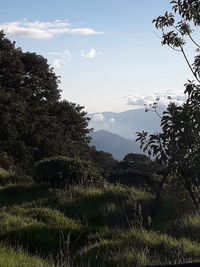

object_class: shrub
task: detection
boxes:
[0,168,32,186]
[0,152,15,171]
[35,156,103,188]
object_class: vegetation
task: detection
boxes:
[136,0,200,216]
[0,183,198,266]
[0,1,199,265]
[0,31,91,169]
[35,156,103,188]
[108,154,161,192]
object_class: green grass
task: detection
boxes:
[0,243,52,267]
[0,184,49,207]
[0,168,32,186]
[0,168,10,177]
[165,214,200,242]
[0,182,199,266]
[42,185,153,228]
[0,206,87,255]
[0,168,12,186]
[78,228,200,266]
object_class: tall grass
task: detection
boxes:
[0,182,199,266]
[78,228,200,266]
[0,243,52,267]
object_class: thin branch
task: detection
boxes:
[154,107,163,119]
[153,30,163,41]
[173,24,200,49]
[146,108,162,119]
[180,45,200,83]
[167,44,182,52]
[188,34,200,48]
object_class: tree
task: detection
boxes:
[0,32,91,169]
[137,0,200,213]
[89,146,118,178]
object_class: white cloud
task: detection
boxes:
[81,48,101,58]
[68,28,101,35]
[125,90,187,109]
[90,114,116,129]
[49,50,72,60]
[52,58,66,69]
[0,20,103,39]
[91,113,104,121]
[49,50,72,68]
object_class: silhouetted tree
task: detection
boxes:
[137,0,200,212]
[0,32,91,169]
[89,146,118,177]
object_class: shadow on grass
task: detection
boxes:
[44,186,153,229]
[0,184,49,207]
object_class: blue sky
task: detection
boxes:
[0,0,193,112]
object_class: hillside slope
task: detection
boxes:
[89,108,162,139]
[90,130,141,160]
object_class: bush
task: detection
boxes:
[0,168,32,186]
[0,152,15,171]
[35,156,103,188]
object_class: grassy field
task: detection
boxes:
[0,169,199,266]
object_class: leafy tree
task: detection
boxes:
[137,0,200,213]
[35,156,103,189]
[108,153,160,192]
[0,32,91,169]
[123,153,151,165]
[89,146,118,177]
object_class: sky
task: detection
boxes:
[0,0,195,113]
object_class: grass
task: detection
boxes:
[0,168,12,186]
[0,184,49,207]
[43,185,153,228]
[165,214,200,242]
[0,206,87,256]
[0,182,198,266]
[0,243,52,267]
[78,228,200,266]
[0,168,32,186]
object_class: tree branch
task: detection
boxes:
[180,45,200,83]
[188,34,200,48]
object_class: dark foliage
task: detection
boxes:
[137,0,200,212]
[0,32,91,170]
[89,146,118,177]
[108,153,161,192]
[35,156,104,188]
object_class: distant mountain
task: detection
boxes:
[89,108,162,139]
[90,130,141,160]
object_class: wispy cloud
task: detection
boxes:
[89,114,116,128]
[91,113,104,121]
[81,48,101,58]
[49,49,72,68]
[52,59,66,69]
[0,20,103,39]
[49,50,72,60]
[124,90,187,108]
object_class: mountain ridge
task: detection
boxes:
[90,129,141,160]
